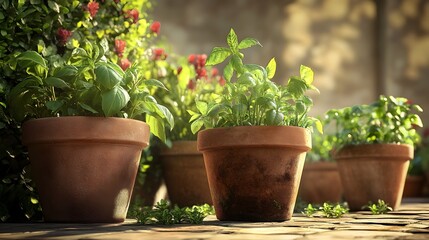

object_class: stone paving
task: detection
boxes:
[1,201,429,240]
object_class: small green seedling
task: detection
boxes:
[303,202,349,218]
[132,199,215,224]
[364,199,393,215]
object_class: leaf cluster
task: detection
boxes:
[303,203,349,218]
[6,40,173,141]
[132,199,215,224]
[326,95,423,149]
[189,29,322,133]
[363,200,393,215]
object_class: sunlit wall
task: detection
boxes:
[152,0,429,125]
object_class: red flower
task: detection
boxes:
[197,54,207,68]
[87,1,99,18]
[177,66,183,75]
[196,68,207,79]
[114,0,120,3]
[114,39,126,58]
[187,79,196,90]
[150,21,161,34]
[153,48,167,60]
[56,28,72,46]
[188,54,196,64]
[120,58,131,70]
[218,76,226,86]
[406,99,413,105]
[125,9,139,23]
[211,68,219,77]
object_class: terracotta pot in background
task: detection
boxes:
[335,144,413,211]
[160,141,212,206]
[22,117,150,223]
[403,175,425,198]
[299,162,343,204]
[198,126,311,221]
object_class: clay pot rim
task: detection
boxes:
[160,140,200,156]
[22,116,150,148]
[304,161,338,171]
[334,143,413,161]
[198,125,311,151]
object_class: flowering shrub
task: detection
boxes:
[149,50,225,142]
[0,0,157,222]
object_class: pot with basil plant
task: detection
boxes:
[6,40,174,223]
[299,118,343,204]
[328,96,423,211]
[189,29,322,221]
[151,52,224,206]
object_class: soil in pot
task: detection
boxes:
[334,144,413,211]
[198,126,311,221]
[160,141,212,207]
[299,162,343,204]
[22,117,150,223]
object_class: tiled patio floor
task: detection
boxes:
[1,200,429,240]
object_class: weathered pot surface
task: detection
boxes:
[198,126,311,221]
[23,116,150,223]
[334,144,413,211]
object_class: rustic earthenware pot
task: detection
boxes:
[22,116,150,223]
[299,161,343,204]
[160,140,212,206]
[198,126,311,221]
[334,144,413,211]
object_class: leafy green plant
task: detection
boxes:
[303,203,349,218]
[326,96,423,150]
[188,29,322,133]
[131,199,214,224]
[363,200,393,215]
[151,53,225,142]
[6,41,173,141]
[306,117,337,162]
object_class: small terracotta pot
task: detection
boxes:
[22,117,150,223]
[198,126,311,221]
[299,162,343,204]
[160,141,212,206]
[403,175,425,198]
[334,144,413,211]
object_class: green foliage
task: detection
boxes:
[131,199,215,224]
[363,200,393,215]
[303,203,349,218]
[151,55,224,142]
[306,117,337,162]
[412,131,429,175]
[6,43,173,141]
[189,28,321,133]
[326,95,423,150]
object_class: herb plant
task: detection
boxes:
[326,96,423,149]
[306,117,337,162]
[6,40,173,141]
[303,203,349,218]
[189,29,322,133]
[363,200,393,215]
[131,199,214,224]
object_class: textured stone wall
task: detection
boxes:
[152,0,429,125]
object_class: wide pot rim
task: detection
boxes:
[333,143,413,161]
[197,125,311,152]
[22,116,150,148]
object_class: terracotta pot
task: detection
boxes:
[299,162,343,204]
[334,144,413,211]
[403,175,425,198]
[198,126,311,221]
[22,117,150,223]
[160,141,212,206]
